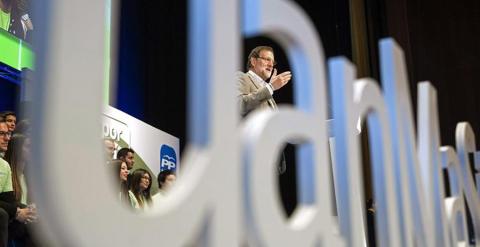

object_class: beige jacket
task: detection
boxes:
[236,71,277,117]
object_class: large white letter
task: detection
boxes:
[380,38,431,247]
[328,58,367,247]
[455,123,480,245]
[31,0,241,246]
[329,56,402,247]
[417,82,449,246]
[440,146,470,246]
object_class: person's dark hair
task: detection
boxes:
[157,170,176,190]
[109,159,129,205]
[4,134,28,203]
[246,46,274,69]
[15,119,31,135]
[129,169,152,207]
[1,111,16,119]
[116,147,134,159]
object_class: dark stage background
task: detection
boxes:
[114,0,480,216]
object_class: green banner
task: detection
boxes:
[0,29,34,71]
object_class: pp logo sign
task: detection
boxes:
[160,144,177,171]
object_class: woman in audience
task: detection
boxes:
[4,134,38,245]
[128,169,152,210]
[109,159,129,205]
[4,134,30,205]
[152,170,176,205]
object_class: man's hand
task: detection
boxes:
[269,69,292,90]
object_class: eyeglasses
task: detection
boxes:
[256,56,277,66]
[0,132,12,138]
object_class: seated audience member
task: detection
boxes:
[103,138,116,161]
[0,0,33,40]
[4,134,31,205]
[0,112,16,133]
[116,148,135,170]
[109,159,129,205]
[152,170,176,204]
[4,134,38,245]
[0,121,35,247]
[128,169,152,211]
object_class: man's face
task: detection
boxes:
[123,151,135,169]
[0,123,11,153]
[251,49,275,81]
[5,115,16,132]
[104,140,115,160]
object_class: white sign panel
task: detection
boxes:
[103,105,180,175]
